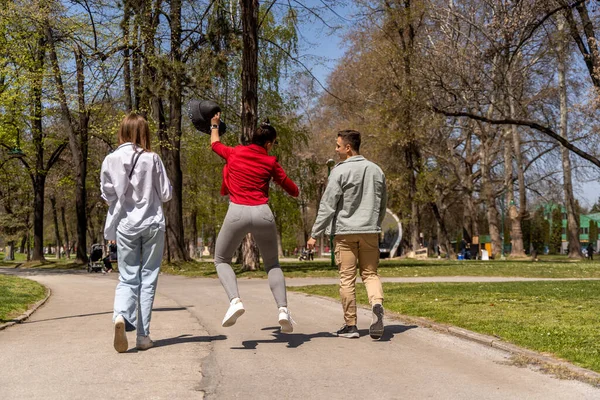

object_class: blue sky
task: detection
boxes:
[292,1,600,210]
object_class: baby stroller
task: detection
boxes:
[87,244,106,273]
[298,248,309,261]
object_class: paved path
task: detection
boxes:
[1,269,599,399]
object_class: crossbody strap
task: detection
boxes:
[129,145,144,179]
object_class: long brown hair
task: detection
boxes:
[118,113,152,151]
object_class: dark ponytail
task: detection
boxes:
[252,118,277,146]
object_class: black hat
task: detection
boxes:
[187,99,227,135]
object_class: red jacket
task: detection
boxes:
[211,142,299,205]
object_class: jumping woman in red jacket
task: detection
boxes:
[210,112,299,333]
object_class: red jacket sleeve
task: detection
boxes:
[272,162,299,197]
[211,141,234,160]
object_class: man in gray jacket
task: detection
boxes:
[307,130,387,340]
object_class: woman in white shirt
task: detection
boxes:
[101,113,172,353]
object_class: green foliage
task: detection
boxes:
[550,208,563,255]
[529,208,546,254]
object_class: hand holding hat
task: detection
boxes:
[187,99,227,135]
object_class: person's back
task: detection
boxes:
[100,113,172,353]
[210,116,299,333]
[102,145,172,238]
[308,129,387,340]
[326,156,386,235]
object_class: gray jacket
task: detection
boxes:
[311,155,387,237]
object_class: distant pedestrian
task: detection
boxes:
[587,242,594,261]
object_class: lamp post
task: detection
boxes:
[326,159,335,268]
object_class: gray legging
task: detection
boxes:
[214,203,287,308]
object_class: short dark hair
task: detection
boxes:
[252,118,277,147]
[337,130,361,152]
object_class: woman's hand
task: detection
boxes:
[211,112,221,126]
[210,112,221,144]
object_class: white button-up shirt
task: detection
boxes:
[100,143,172,240]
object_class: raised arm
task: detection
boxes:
[210,112,221,144]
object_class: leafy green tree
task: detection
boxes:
[550,208,563,255]
[529,208,546,255]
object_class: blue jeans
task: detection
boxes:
[113,225,165,336]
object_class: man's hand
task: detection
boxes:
[307,237,317,250]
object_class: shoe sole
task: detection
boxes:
[114,318,128,353]
[370,304,384,340]
[337,332,360,338]
[222,308,245,327]
[136,343,154,351]
[279,318,293,333]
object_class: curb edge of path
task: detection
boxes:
[0,285,52,331]
[292,291,600,386]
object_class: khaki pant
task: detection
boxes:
[334,233,384,326]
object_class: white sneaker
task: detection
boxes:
[136,335,154,350]
[222,298,245,327]
[278,307,295,333]
[113,315,128,353]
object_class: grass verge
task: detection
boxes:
[161,258,600,279]
[290,280,600,373]
[0,274,47,323]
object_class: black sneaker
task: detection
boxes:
[369,304,384,340]
[336,324,359,338]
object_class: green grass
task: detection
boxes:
[0,252,84,269]
[161,257,600,279]
[291,280,600,372]
[0,274,47,323]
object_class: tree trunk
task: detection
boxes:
[240,0,261,270]
[506,70,526,257]
[122,0,133,112]
[431,201,453,258]
[46,28,88,263]
[240,0,259,145]
[20,235,26,254]
[558,17,582,259]
[241,233,260,271]
[50,196,62,259]
[462,127,479,240]
[407,147,420,250]
[26,229,31,262]
[31,36,46,262]
[60,206,71,259]
[190,209,198,259]
[481,138,502,258]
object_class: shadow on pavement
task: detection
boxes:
[154,334,227,348]
[357,324,418,342]
[232,326,337,350]
[232,323,418,350]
